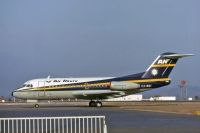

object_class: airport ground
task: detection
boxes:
[104,101,200,115]
[0,101,200,133]
[1,101,200,115]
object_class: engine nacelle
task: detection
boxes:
[110,81,140,91]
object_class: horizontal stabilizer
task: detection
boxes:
[162,53,194,59]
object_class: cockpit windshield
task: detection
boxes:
[21,84,33,88]
[16,83,33,90]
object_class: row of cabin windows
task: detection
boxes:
[42,84,109,88]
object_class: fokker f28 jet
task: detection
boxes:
[12,53,193,107]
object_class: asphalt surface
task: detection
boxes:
[0,104,200,133]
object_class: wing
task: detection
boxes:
[73,90,125,100]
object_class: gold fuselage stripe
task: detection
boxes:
[152,64,176,67]
[128,78,171,83]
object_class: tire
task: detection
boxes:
[89,101,96,107]
[34,104,39,108]
[96,101,102,107]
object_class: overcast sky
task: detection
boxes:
[0,0,199,97]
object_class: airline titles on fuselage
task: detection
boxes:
[46,80,78,83]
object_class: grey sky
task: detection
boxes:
[0,0,199,97]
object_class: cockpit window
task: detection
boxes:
[22,84,26,87]
[21,84,33,88]
[26,84,31,87]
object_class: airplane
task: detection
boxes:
[12,52,194,107]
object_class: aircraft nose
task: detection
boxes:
[12,91,19,98]
[12,90,26,99]
[12,91,16,97]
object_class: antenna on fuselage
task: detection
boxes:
[47,75,51,79]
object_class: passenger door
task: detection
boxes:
[38,81,45,97]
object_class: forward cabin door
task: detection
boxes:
[38,81,45,97]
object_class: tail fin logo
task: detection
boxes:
[151,69,158,76]
[157,59,170,64]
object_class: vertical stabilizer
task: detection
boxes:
[142,53,194,79]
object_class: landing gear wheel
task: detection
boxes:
[89,101,96,107]
[34,104,39,108]
[96,101,102,107]
[89,101,102,107]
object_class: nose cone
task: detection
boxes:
[12,90,22,99]
[12,91,17,97]
[11,90,30,99]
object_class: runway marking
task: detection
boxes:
[118,107,193,115]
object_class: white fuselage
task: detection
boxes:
[13,77,123,100]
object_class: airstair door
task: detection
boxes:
[38,81,45,97]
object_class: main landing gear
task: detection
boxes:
[34,104,40,108]
[89,100,102,107]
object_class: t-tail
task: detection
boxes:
[142,52,194,79]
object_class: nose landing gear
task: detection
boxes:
[89,100,102,107]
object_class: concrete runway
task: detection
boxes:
[0,104,200,133]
